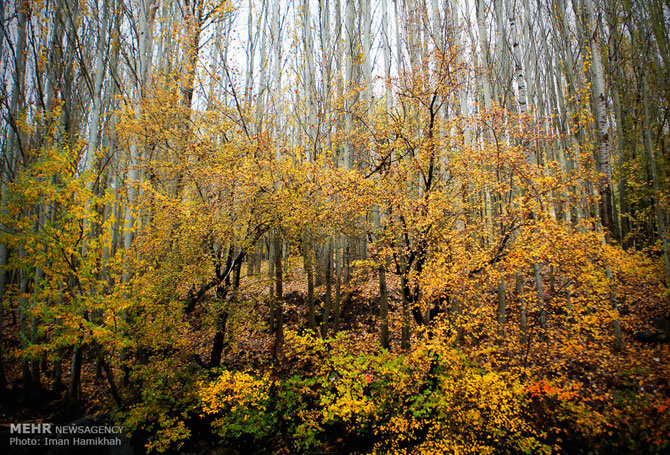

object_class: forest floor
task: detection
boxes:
[2,261,670,454]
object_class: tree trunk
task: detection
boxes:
[334,238,342,333]
[379,263,389,349]
[123,0,157,282]
[273,233,283,361]
[68,345,83,407]
[18,256,30,401]
[643,73,670,288]
[343,0,355,169]
[497,271,506,336]
[209,308,229,367]
[533,263,547,330]
[83,0,109,171]
[305,238,316,330]
[516,273,527,338]
[324,240,334,336]
[584,0,616,239]
[401,274,410,350]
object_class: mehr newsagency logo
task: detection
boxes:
[8,422,124,448]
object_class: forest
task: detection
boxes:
[1,0,669,453]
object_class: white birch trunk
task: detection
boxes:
[381,0,392,111]
[344,0,355,169]
[123,0,156,281]
[255,0,269,133]
[584,0,615,236]
[303,0,317,161]
[84,0,109,172]
[272,0,282,160]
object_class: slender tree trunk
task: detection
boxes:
[18,248,30,401]
[516,273,527,338]
[584,0,616,239]
[31,251,45,401]
[305,239,316,330]
[268,236,275,332]
[68,345,83,407]
[273,233,283,361]
[334,238,342,333]
[497,271,506,336]
[379,263,389,349]
[101,356,123,408]
[643,73,670,288]
[324,240,334,335]
[533,263,547,329]
[209,308,229,367]
[254,0,269,135]
[123,0,156,282]
[476,0,493,109]
[401,274,410,350]
[84,0,109,171]
[343,0,355,169]
[615,98,631,246]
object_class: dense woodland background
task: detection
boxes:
[1,0,670,453]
